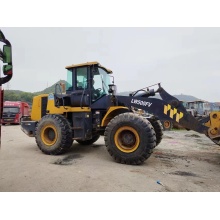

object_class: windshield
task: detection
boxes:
[93,67,111,94]
[3,107,19,113]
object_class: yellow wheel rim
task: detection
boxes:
[164,120,171,129]
[114,126,140,153]
[41,124,58,146]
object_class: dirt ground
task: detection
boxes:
[1,125,220,192]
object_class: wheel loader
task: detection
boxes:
[21,61,220,165]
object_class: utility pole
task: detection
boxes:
[6,81,10,90]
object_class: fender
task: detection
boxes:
[101,106,129,127]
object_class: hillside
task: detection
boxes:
[3,80,207,104]
[3,80,66,103]
[172,94,201,102]
[34,80,67,95]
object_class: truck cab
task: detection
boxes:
[2,101,30,125]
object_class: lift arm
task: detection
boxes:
[115,84,220,145]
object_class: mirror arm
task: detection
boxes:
[0,74,12,86]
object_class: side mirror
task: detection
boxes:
[0,30,13,85]
[0,30,6,43]
[3,45,12,63]
[3,65,12,76]
[0,45,12,76]
[60,82,66,93]
[0,48,3,61]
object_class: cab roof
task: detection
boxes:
[65,61,112,74]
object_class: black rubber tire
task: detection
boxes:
[211,138,220,146]
[148,119,163,146]
[35,114,73,155]
[161,120,173,131]
[206,134,220,146]
[104,112,156,165]
[76,135,100,145]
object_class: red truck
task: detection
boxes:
[2,101,30,125]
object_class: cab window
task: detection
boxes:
[76,67,88,90]
[66,69,73,91]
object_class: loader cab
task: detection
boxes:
[65,62,113,105]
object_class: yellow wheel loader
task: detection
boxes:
[21,62,220,165]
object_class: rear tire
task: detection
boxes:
[161,120,173,131]
[76,135,100,145]
[35,114,73,155]
[148,118,163,146]
[104,113,156,165]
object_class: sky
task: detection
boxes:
[1,27,220,102]
[1,0,220,218]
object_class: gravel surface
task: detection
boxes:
[1,125,220,192]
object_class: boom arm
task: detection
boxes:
[115,84,220,144]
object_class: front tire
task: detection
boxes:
[104,113,156,165]
[35,114,73,155]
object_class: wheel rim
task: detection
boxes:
[164,121,171,129]
[114,126,140,153]
[41,124,58,146]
